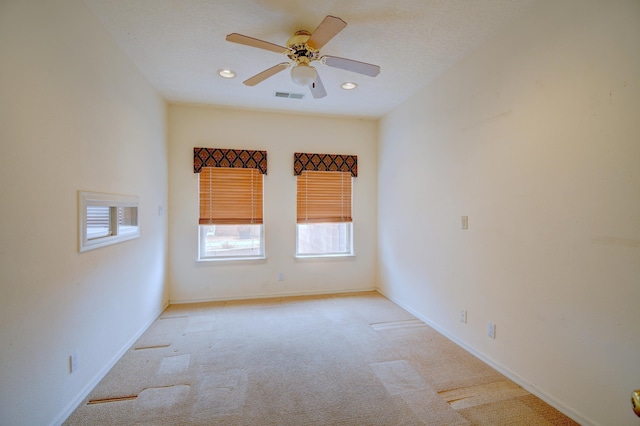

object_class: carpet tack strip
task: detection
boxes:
[141,384,192,392]
[87,395,137,405]
[371,319,426,331]
[134,344,171,350]
[438,380,529,410]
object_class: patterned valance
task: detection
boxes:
[194,148,267,174]
[293,152,357,177]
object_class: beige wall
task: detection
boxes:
[3,0,638,425]
[0,1,168,425]
[168,104,377,302]
[378,1,640,425]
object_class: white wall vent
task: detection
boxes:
[274,91,305,99]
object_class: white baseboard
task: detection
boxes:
[50,299,169,426]
[169,287,377,305]
[376,288,596,426]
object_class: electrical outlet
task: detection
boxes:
[70,352,79,373]
[487,322,496,339]
[277,272,284,281]
[461,216,469,230]
[460,310,467,323]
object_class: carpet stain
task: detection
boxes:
[186,316,215,333]
[190,369,248,421]
[158,354,191,375]
[370,360,429,395]
[401,389,471,425]
[136,385,191,417]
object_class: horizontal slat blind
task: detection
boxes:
[297,171,352,223]
[199,167,263,225]
[86,206,111,228]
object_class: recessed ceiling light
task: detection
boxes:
[217,69,236,79]
[341,82,357,90]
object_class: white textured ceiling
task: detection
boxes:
[84,0,535,118]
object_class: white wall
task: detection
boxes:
[0,1,168,425]
[168,104,377,302]
[378,1,640,425]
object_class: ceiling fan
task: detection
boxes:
[226,15,380,99]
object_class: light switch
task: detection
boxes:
[461,216,468,230]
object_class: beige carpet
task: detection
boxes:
[64,292,578,425]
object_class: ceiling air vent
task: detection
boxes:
[274,91,305,99]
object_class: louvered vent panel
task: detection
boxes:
[274,91,305,99]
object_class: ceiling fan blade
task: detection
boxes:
[323,56,380,77]
[307,15,347,50]
[226,33,288,54]
[243,63,289,86]
[309,73,327,99]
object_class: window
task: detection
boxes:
[193,148,267,261]
[293,152,357,257]
[78,191,139,252]
[296,170,353,257]
[198,167,264,260]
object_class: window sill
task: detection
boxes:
[295,253,355,262]
[196,256,267,265]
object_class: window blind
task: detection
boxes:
[297,170,352,223]
[199,167,263,225]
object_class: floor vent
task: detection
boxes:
[274,91,305,99]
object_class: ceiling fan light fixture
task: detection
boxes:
[217,69,236,79]
[226,15,380,98]
[341,82,357,90]
[291,64,317,86]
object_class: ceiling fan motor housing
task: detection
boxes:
[286,30,319,65]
